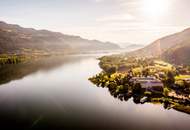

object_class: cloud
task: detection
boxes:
[92,0,104,3]
[96,14,135,22]
[94,0,103,2]
[92,0,131,4]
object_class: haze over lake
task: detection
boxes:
[0,54,189,129]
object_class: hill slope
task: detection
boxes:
[125,44,144,51]
[130,28,190,58]
[162,38,190,65]
[128,28,190,65]
[0,21,120,54]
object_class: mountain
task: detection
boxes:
[0,21,120,54]
[125,44,144,51]
[128,28,190,65]
[129,28,190,58]
[162,37,190,65]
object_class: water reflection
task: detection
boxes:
[89,72,190,115]
[0,55,190,129]
[0,55,87,86]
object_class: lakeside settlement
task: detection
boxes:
[89,55,190,114]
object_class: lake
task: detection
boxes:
[0,54,190,130]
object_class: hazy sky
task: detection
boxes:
[0,0,190,45]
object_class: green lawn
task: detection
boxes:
[175,75,190,80]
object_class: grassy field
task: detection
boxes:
[175,75,190,80]
[154,60,173,71]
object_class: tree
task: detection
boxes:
[163,87,170,97]
[142,68,149,77]
[166,71,175,87]
[133,83,142,94]
[106,66,116,74]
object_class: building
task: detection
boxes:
[131,76,164,92]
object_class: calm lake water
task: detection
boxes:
[0,54,190,130]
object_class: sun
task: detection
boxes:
[142,0,170,18]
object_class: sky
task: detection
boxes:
[0,0,190,45]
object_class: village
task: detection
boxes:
[98,55,190,92]
[89,55,190,114]
[129,60,190,96]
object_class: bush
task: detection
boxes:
[163,87,170,97]
[144,91,152,96]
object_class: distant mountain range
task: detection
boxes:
[129,28,190,65]
[0,21,120,54]
[124,44,144,51]
[1,21,190,65]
